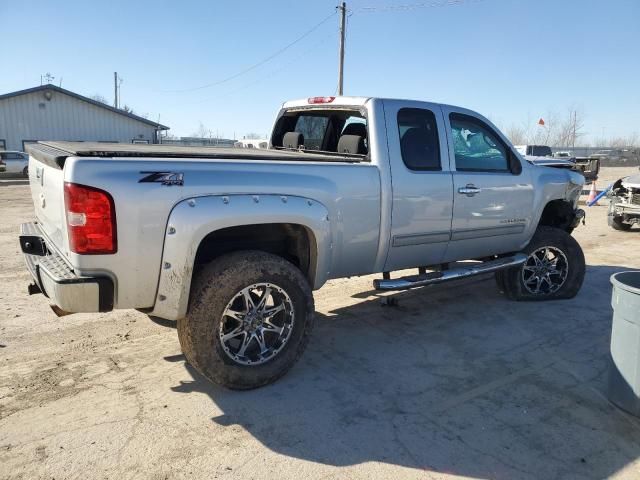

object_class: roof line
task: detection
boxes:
[0,84,170,130]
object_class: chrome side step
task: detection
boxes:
[373,254,527,291]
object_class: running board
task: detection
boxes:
[373,254,528,291]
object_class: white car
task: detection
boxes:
[0,151,29,176]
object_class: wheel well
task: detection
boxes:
[194,223,316,283]
[538,200,575,232]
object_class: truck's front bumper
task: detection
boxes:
[19,222,114,313]
[570,208,586,229]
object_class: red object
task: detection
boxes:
[538,118,545,126]
[308,96,336,104]
[64,182,117,254]
[586,181,598,205]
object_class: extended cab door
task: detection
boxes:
[442,107,534,261]
[383,100,454,271]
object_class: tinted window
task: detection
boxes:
[294,115,329,150]
[450,114,508,171]
[528,145,552,157]
[397,108,440,170]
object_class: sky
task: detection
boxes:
[1,0,639,142]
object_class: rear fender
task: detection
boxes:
[150,194,331,320]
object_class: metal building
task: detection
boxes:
[0,85,169,151]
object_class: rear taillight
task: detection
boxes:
[64,182,117,254]
[308,96,335,104]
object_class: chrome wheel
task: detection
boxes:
[522,246,568,295]
[219,283,295,366]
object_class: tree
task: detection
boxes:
[504,124,527,145]
[90,94,109,105]
[191,122,210,139]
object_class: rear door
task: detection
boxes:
[442,108,534,261]
[383,100,453,271]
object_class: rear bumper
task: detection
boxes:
[19,222,114,313]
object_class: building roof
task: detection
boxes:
[0,84,169,130]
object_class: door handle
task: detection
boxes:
[458,184,481,196]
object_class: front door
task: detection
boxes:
[442,109,534,262]
[383,100,454,271]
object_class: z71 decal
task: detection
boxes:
[139,172,184,186]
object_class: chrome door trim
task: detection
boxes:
[392,231,451,247]
[451,224,525,241]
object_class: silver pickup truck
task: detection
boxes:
[20,96,586,389]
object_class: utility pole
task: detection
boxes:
[337,2,346,96]
[114,72,118,108]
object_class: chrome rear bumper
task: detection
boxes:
[19,222,113,313]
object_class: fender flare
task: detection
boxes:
[150,194,331,320]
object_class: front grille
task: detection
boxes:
[632,193,640,206]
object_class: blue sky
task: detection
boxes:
[1,0,638,142]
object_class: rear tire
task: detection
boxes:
[497,226,585,301]
[178,250,314,390]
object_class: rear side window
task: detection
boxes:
[397,108,441,171]
[294,115,330,150]
[449,113,508,172]
[528,145,552,157]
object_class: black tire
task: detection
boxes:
[22,166,28,178]
[496,226,585,301]
[608,202,632,231]
[178,250,314,390]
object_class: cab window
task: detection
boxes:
[397,108,441,171]
[450,113,509,172]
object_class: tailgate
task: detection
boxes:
[27,154,67,251]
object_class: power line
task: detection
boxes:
[188,32,335,104]
[357,0,482,13]
[166,11,337,93]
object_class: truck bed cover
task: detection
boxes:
[26,141,364,169]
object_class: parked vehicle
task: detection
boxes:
[0,151,29,176]
[234,139,269,149]
[514,145,553,157]
[515,144,599,182]
[608,168,640,230]
[20,96,587,389]
[591,149,640,166]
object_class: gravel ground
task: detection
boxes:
[1,168,639,480]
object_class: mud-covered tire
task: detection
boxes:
[178,250,314,390]
[496,226,585,301]
[608,202,632,231]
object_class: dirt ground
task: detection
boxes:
[1,167,639,480]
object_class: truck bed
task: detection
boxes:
[26,141,365,169]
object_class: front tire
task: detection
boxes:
[608,202,632,231]
[497,226,585,301]
[22,166,28,178]
[178,250,314,390]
